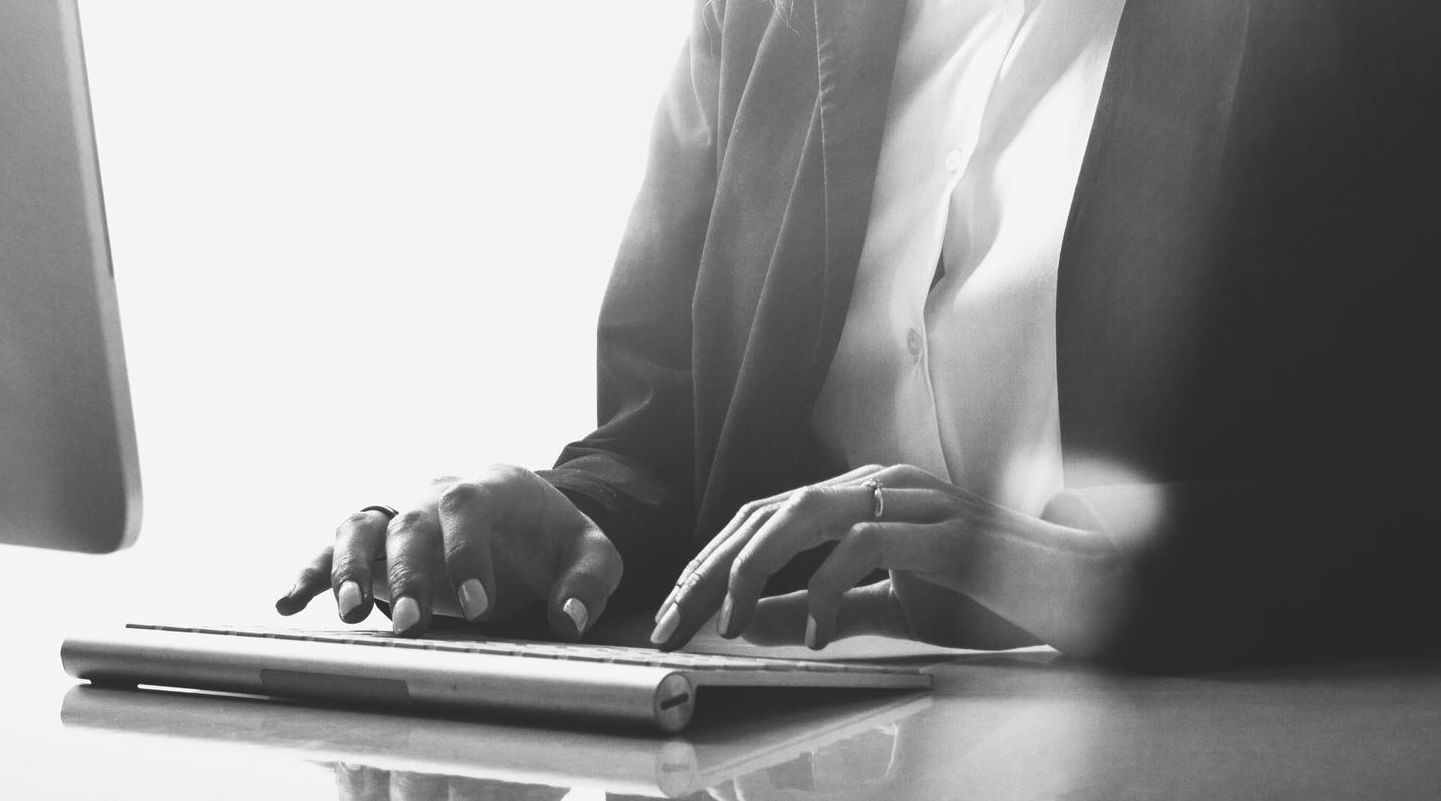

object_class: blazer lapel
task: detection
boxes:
[691,0,908,556]
[810,0,908,376]
[1057,0,1253,487]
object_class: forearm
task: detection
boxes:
[948,503,1131,659]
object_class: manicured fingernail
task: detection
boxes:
[337,581,362,620]
[392,596,421,634]
[651,604,681,645]
[562,598,589,636]
[655,594,675,623]
[457,578,489,620]
[718,594,734,637]
[805,614,819,650]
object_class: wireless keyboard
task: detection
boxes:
[61,623,932,732]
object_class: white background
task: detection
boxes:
[7,0,691,626]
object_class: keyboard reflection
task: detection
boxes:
[60,685,930,799]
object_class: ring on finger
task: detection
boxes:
[359,504,399,520]
[862,479,885,521]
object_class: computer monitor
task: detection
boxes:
[0,0,141,552]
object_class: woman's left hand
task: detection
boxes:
[648,464,1058,650]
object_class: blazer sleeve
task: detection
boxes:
[536,2,722,610]
[1055,448,1441,669]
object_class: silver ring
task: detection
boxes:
[863,479,884,521]
[359,504,399,520]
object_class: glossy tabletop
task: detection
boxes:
[8,604,1441,801]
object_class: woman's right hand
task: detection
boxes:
[274,464,623,640]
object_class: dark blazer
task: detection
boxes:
[539,0,1441,668]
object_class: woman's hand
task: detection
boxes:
[649,464,1121,652]
[274,464,622,640]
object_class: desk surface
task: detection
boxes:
[5,442,1440,800]
[8,615,1441,800]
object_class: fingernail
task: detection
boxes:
[457,578,489,620]
[655,594,675,624]
[805,614,819,650]
[337,581,362,620]
[562,598,589,636]
[718,594,734,637]
[392,596,421,634]
[651,604,681,645]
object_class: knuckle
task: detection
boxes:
[785,486,824,513]
[874,464,906,482]
[438,481,486,514]
[476,462,524,483]
[897,463,938,485]
[387,509,429,534]
[846,523,884,557]
[385,563,431,595]
[442,537,483,564]
[728,555,757,587]
[338,512,370,530]
[336,511,374,535]
[807,570,843,599]
[330,557,371,584]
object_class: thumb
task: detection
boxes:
[744,580,909,647]
[546,526,623,641]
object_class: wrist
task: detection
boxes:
[954,506,1127,658]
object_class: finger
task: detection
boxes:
[437,481,500,623]
[655,498,769,623]
[871,463,954,492]
[328,509,390,623]
[742,581,907,646]
[807,522,952,649]
[724,488,952,639]
[275,545,333,616]
[652,466,900,647]
[690,465,884,577]
[650,504,777,648]
[388,771,449,801]
[546,525,623,641]
[332,763,389,801]
[717,484,866,639]
[446,776,570,801]
[655,464,888,620]
[385,508,443,636]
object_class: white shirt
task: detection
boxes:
[811,0,1127,516]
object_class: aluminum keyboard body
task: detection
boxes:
[61,623,933,732]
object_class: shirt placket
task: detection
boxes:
[912,0,1031,481]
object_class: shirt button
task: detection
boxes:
[906,328,924,357]
[944,148,963,172]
